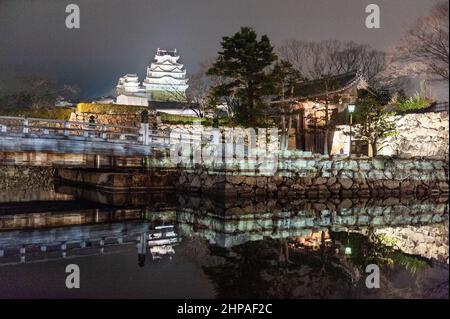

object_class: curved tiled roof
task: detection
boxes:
[293,71,364,99]
[271,70,376,105]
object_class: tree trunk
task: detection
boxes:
[372,140,378,157]
[324,101,329,155]
[281,113,287,150]
[295,113,301,150]
[287,110,292,150]
[368,141,378,157]
[247,82,254,124]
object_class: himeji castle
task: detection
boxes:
[116,48,189,105]
[143,48,189,101]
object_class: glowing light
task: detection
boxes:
[344,246,352,255]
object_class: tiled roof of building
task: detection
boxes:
[293,71,366,99]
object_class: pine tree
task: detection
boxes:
[351,98,397,157]
[208,27,277,125]
[271,60,304,149]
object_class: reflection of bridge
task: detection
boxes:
[0,207,180,266]
[0,116,170,156]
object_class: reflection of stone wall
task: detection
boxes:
[375,221,449,264]
[379,112,449,159]
[0,165,55,191]
[177,195,449,248]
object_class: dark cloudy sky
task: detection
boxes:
[0,0,444,97]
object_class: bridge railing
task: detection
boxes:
[0,116,210,152]
[0,116,173,146]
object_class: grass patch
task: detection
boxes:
[158,112,275,128]
[158,112,212,125]
[157,112,242,127]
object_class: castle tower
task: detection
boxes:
[142,48,189,102]
[116,73,142,95]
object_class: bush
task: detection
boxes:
[396,93,432,113]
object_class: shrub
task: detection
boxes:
[396,93,432,113]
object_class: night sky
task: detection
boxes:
[0,0,445,97]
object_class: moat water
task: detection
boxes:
[0,187,448,299]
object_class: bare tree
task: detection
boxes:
[277,39,312,75]
[394,1,449,81]
[330,42,386,85]
[278,39,386,86]
[184,58,220,118]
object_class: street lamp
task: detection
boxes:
[347,104,356,156]
[348,104,356,113]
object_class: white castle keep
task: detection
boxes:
[116,48,189,105]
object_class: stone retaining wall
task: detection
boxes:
[177,155,449,198]
[332,112,449,159]
[379,112,449,159]
[69,111,151,128]
[0,165,55,191]
[2,155,448,198]
[158,113,449,160]
[55,167,178,192]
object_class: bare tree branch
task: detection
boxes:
[393,1,449,81]
[278,39,386,87]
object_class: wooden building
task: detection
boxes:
[270,71,376,154]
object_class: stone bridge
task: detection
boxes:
[0,116,170,157]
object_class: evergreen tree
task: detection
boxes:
[270,60,304,149]
[271,60,304,99]
[208,27,277,125]
[351,98,397,157]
